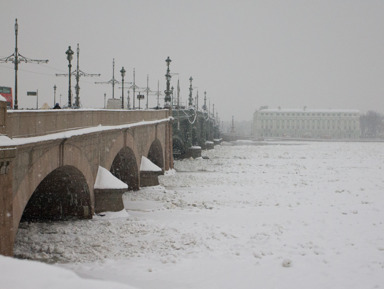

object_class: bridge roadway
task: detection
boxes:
[0,106,173,256]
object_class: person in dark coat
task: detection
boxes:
[53,103,61,109]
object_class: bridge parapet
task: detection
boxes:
[6,109,170,138]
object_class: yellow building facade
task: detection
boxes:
[253,107,360,139]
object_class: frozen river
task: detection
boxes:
[9,141,384,289]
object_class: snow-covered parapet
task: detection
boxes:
[0,135,15,146]
[140,156,162,172]
[8,116,173,146]
[94,166,128,189]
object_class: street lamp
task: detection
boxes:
[66,46,74,108]
[195,90,199,111]
[164,56,172,106]
[0,19,48,109]
[171,86,174,108]
[14,19,18,109]
[120,66,126,109]
[203,91,207,111]
[188,76,193,107]
[53,84,57,107]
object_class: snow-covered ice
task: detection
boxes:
[0,255,138,289]
[5,141,384,289]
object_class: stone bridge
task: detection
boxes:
[0,102,173,256]
[172,108,221,158]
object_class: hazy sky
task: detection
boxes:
[1,0,384,121]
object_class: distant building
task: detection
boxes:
[252,107,360,139]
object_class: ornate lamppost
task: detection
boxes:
[53,85,57,107]
[203,91,207,111]
[0,19,48,109]
[57,44,100,108]
[164,56,172,107]
[120,67,126,109]
[202,91,208,142]
[66,46,74,108]
[171,86,174,108]
[188,76,193,107]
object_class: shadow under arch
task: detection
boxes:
[173,136,185,159]
[110,146,139,190]
[21,165,92,222]
[147,139,164,170]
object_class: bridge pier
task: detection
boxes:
[0,147,16,256]
[94,189,126,213]
[0,100,16,256]
[187,146,202,158]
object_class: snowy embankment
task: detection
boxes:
[0,255,138,289]
[5,141,384,289]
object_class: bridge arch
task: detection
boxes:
[13,142,95,236]
[110,146,139,190]
[147,138,164,170]
[20,165,92,222]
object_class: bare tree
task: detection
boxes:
[360,111,384,138]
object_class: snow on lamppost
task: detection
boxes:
[120,67,126,109]
[164,56,172,108]
[66,46,74,108]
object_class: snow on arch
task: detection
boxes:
[140,156,162,172]
[94,166,128,189]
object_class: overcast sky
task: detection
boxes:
[1,0,384,121]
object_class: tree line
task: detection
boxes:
[360,111,384,138]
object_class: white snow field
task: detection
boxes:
[5,141,384,289]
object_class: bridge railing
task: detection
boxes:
[6,109,170,138]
